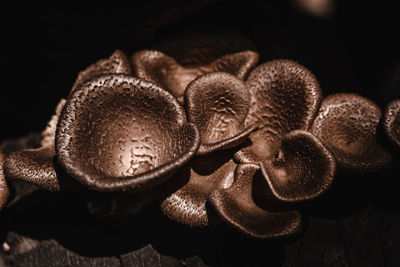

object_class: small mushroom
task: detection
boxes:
[71,50,131,93]
[185,72,258,155]
[383,99,400,149]
[209,164,302,239]
[311,93,392,172]
[0,151,9,210]
[235,59,322,163]
[260,130,336,202]
[4,99,66,191]
[56,74,200,192]
[132,50,258,102]
[161,149,236,226]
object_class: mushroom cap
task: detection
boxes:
[132,50,258,102]
[71,50,131,93]
[209,164,302,239]
[260,130,336,202]
[311,93,392,172]
[235,59,322,163]
[383,99,400,149]
[56,74,200,192]
[4,99,66,191]
[0,151,9,210]
[185,72,257,155]
[161,150,236,227]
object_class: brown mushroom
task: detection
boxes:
[260,130,336,202]
[4,50,133,191]
[132,50,258,103]
[56,74,200,192]
[160,149,236,226]
[185,72,258,155]
[0,151,9,210]
[383,99,400,149]
[235,59,322,164]
[209,164,302,239]
[4,99,66,191]
[71,50,131,93]
[311,93,392,172]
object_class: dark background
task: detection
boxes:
[1,1,400,266]
[1,0,399,141]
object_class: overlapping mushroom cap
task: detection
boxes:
[132,32,258,103]
[159,59,336,237]
[1,33,395,239]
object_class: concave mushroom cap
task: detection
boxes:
[383,99,400,149]
[160,149,236,227]
[4,50,132,191]
[209,164,302,239]
[311,93,392,172]
[71,50,132,93]
[185,72,258,155]
[4,99,66,191]
[0,151,9,210]
[132,50,258,102]
[260,130,336,202]
[56,74,200,192]
[235,59,322,163]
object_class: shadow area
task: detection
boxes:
[2,181,285,267]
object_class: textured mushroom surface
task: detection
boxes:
[209,164,302,239]
[0,151,9,210]
[71,50,132,93]
[235,60,321,163]
[311,93,392,172]
[161,149,236,226]
[260,130,336,202]
[185,72,257,155]
[132,50,258,102]
[56,74,200,192]
[4,99,66,191]
[383,99,400,148]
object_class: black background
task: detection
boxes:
[1,1,400,266]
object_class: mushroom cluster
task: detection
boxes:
[1,33,398,239]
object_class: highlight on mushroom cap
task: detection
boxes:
[184,72,258,155]
[311,93,392,172]
[56,74,200,192]
[235,59,322,164]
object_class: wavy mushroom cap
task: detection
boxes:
[4,99,66,191]
[209,164,302,239]
[383,99,400,148]
[161,150,236,227]
[185,72,257,155]
[71,50,132,93]
[235,59,322,163]
[260,130,336,202]
[56,75,200,192]
[0,151,9,210]
[132,50,258,102]
[311,93,392,172]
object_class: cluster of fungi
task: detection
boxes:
[0,33,399,239]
